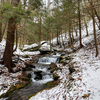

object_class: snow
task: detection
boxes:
[29,19,100,100]
[14,48,40,56]
[70,47,100,100]
[40,43,51,51]
[0,40,41,97]
[23,43,39,50]
[0,64,22,97]
[0,18,100,100]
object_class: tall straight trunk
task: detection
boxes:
[74,25,78,36]
[78,0,83,48]
[84,17,89,36]
[0,4,2,42]
[93,7,100,30]
[68,20,71,46]
[49,24,52,53]
[3,0,20,72]
[57,30,59,45]
[19,36,22,49]
[39,17,41,47]
[3,17,16,72]
[90,1,98,56]
[0,21,2,42]
[61,30,65,48]
[71,30,74,50]
[52,31,53,45]
[65,28,67,38]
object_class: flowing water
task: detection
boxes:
[38,53,61,64]
[2,53,61,100]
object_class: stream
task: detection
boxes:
[4,53,61,100]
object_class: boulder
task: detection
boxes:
[41,41,47,45]
[23,43,39,52]
[34,71,42,80]
[39,43,53,54]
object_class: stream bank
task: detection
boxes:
[1,53,61,100]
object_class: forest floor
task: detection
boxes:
[29,20,100,100]
[0,19,100,100]
[29,35,100,100]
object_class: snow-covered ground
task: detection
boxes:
[29,19,100,100]
[0,18,100,100]
[0,40,41,98]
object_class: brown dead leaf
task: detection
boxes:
[77,77,82,81]
[82,94,89,98]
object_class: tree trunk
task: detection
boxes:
[3,0,20,72]
[74,25,78,36]
[39,17,41,47]
[71,30,74,50]
[57,30,59,45]
[93,7,100,30]
[90,1,98,56]
[0,10,2,42]
[84,17,89,36]
[0,21,2,42]
[3,17,16,72]
[68,20,71,46]
[13,30,18,52]
[78,0,83,48]
[48,24,52,53]
[65,28,67,38]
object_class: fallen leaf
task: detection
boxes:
[82,94,89,98]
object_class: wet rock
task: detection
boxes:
[34,71,42,80]
[53,73,59,81]
[39,44,53,54]
[23,55,30,58]
[27,73,31,78]
[41,41,46,45]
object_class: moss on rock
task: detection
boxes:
[0,73,32,98]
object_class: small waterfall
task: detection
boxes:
[38,53,61,64]
[3,53,61,100]
[38,57,58,64]
[31,66,53,83]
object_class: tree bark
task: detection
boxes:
[84,17,89,36]
[90,1,98,56]
[0,21,2,42]
[78,0,83,48]
[3,0,20,72]
[68,20,71,46]
[56,30,59,45]
[39,17,41,47]
[0,8,2,42]
[3,17,16,72]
